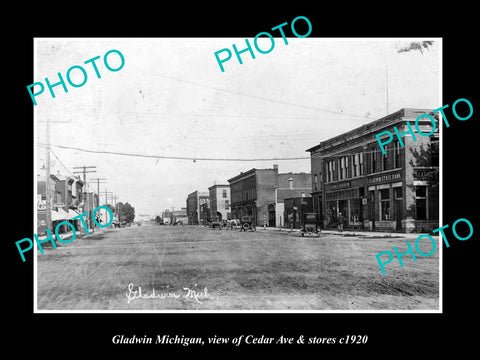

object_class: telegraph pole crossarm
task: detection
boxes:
[73,166,97,233]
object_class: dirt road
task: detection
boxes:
[36,224,439,311]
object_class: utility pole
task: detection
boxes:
[38,119,70,233]
[91,178,107,204]
[73,166,97,233]
[104,189,114,206]
[45,120,52,231]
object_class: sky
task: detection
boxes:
[34,38,441,219]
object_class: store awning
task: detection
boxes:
[51,210,64,221]
[56,208,73,220]
[68,209,80,218]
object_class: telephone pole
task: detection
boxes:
[104,189,114,205]
[73,165,97,233]
[38,119,70,232]
[45,120,52,231]
[91,178,107,204]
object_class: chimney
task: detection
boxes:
[273,164,278,172]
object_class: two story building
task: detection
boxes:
[306,108,439,233]
[228,164,311,227]
[186,190,209,225]
[208,184,231,222]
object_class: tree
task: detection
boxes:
[406,142,439,227]
[119,202,135,223]
[398,41,434,54]
[105,203,116,214]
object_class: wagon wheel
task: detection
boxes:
[242,223,250,231]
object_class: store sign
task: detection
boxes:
[413,167,436,181]
[367,172,401,185]
[37,195,46,210]
[329,181,351,190]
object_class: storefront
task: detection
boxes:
[323,180,365,229]
[365,170,403,231]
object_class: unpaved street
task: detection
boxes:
[36,224,439,311]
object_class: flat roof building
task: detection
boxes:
[186,190,209,225]
[306,108,439,233]
[228,164,311,227]
[208,184,231,222]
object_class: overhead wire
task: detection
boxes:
[37,143,311,161]
[37,141,438,162]
[144,71,376,120]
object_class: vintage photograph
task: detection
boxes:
[33,37,441,312]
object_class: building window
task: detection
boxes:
[382,145,389,171]
[327,161,333,183]
[353,154,359,177]
[371,149,377,173]
[314,174,318,190]
[380,188,391,220]
[416,186,427,220]
[394,140,401,168]
[345,156,350,178]
[394,186,402,199]
[359,153,364,175]
[340,157,345,180]
[222,189,227,198]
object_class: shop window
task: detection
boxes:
[416,186,427,220]
[380,188,391,220]
[394,186,402,199]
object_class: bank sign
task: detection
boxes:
[367,171,402,185]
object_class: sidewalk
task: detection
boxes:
[256,226,434,240]
[35,226,110,242]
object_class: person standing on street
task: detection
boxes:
[338,212,344,233]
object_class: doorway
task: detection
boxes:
[268,204,275,227]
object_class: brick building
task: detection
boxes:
[306,108,439,233]
[228,165,311,227]
[186,190,209,225]
[208,184,231,221]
